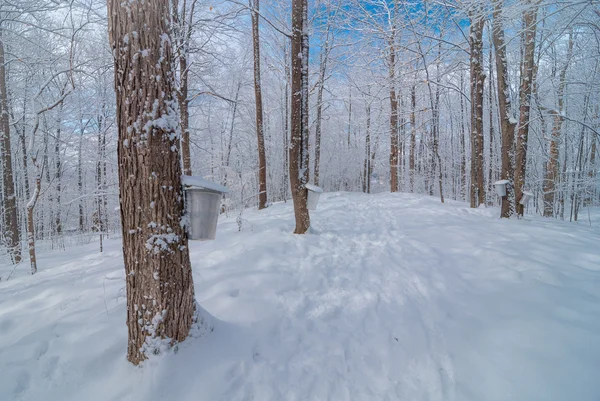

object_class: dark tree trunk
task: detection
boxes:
[107,0,196,365]
[515,0,540,216]
[0,26,21,263]
[469,10,486,208]
[289,0,310,234]
[251,0,268,209]
[492,0,517,218]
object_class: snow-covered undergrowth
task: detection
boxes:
[1,192,599,401]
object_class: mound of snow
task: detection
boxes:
[1,192,599,401]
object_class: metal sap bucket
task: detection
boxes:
[182,176,228,240]
[305,183,324,211]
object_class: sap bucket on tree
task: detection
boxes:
[182,175,228,240]
[494,180,510,197]
[519,191,534,206]
[305,183,323,211]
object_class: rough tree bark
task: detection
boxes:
[492,0,516,218]
[543,31,573,217]
[0,25,21,263]
[289,0,310,234]
[250,0,267,209]
[469,9,486,208]
[514,0,540,216]
[107,0,196,365]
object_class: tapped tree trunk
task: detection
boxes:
[492,0,517,218]
[289,0,310,234]
[514,0,540,216]
[0,26,21,263]
[251,0,268,210]
[469,10,486,208]
[107,0,196,365]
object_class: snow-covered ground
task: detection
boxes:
[1,192,600,401]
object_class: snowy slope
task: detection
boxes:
[1,192,600,401]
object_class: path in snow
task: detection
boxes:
[1,192,599,401]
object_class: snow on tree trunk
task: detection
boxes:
[289,0,310,234]
[388,35,399,193]
[514,0,540,217]
[0,25,21,264]
[251,0,268,210]
[492,0,517,218]
[469,9,486,208]
[543,31,573,217]
[107,0,196,365]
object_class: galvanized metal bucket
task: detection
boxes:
[182,176,228,241]
[305,183,324,211]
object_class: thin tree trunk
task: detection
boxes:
[251,0,267,209]
[315,17,334,187]
[543,31,573,217]
[487,32,495,205]
[172,0,197,176]
[459,72,467,201]
[54,102,64,236]
[514,0,540,216]
[283,41,290,202]
[107,0,196,365]
[409,83,416,192]
[389,36,399,193]
[0,25,21,263]
[363,102,372,193]
[289,0,310,234]
[78,123,84,232]
[469,10,486,208]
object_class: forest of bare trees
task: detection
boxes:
[1,0,599,267]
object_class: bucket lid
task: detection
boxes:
[305,183,323,193]
[182,175,229,193]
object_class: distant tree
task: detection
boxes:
[250,0,268,210]
[107,0,196,364]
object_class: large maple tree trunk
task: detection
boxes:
[0,26,21,264]
[515,0,540,216]
[289,0,310,234]
[492,0,517,218]
[251,0,268,209]
[107,0,196,365]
